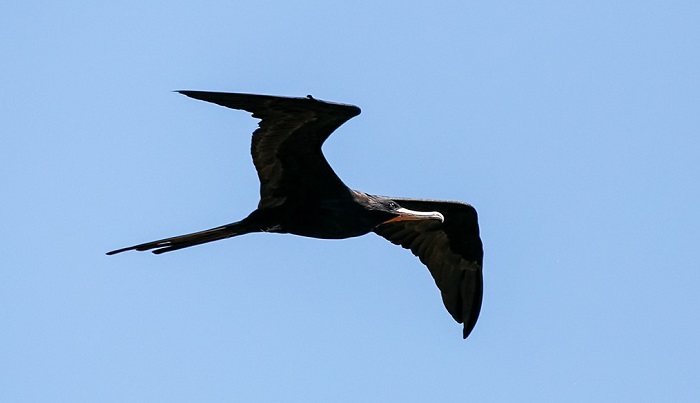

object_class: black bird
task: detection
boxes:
[108,91,484,339]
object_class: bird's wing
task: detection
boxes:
[372,199,483,339]
[178,91,361,208]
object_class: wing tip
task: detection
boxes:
[462,323,475,339]
[175,89,200,99]
[173,90,361,116]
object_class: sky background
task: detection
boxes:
[2,1,699,402]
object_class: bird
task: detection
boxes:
[107,91,484,339]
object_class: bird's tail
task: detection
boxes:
[107,221,251,255]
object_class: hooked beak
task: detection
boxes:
[382,207,444,224]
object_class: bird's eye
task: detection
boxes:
[388,202,399,209]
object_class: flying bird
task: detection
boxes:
[108,91,484,339]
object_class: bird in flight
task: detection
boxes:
[108,91,484,339]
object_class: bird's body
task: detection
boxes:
[108,91,483,339]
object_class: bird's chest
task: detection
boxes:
[279,200,377,240]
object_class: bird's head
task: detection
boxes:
[358,193,445,225]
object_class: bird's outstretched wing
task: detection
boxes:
[178,91,361,208]
[373,199,483,339]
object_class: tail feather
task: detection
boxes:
[107,223,247,255]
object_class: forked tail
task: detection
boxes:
[107,221,252,255]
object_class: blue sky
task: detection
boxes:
[2,1,699,401]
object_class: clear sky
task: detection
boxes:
[2,1,699,402]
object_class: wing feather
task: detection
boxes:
[373,199,483,339]
[178,91,361,208]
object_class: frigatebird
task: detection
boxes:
[108,91,483,339]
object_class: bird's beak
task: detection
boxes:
[382,207,444,224]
